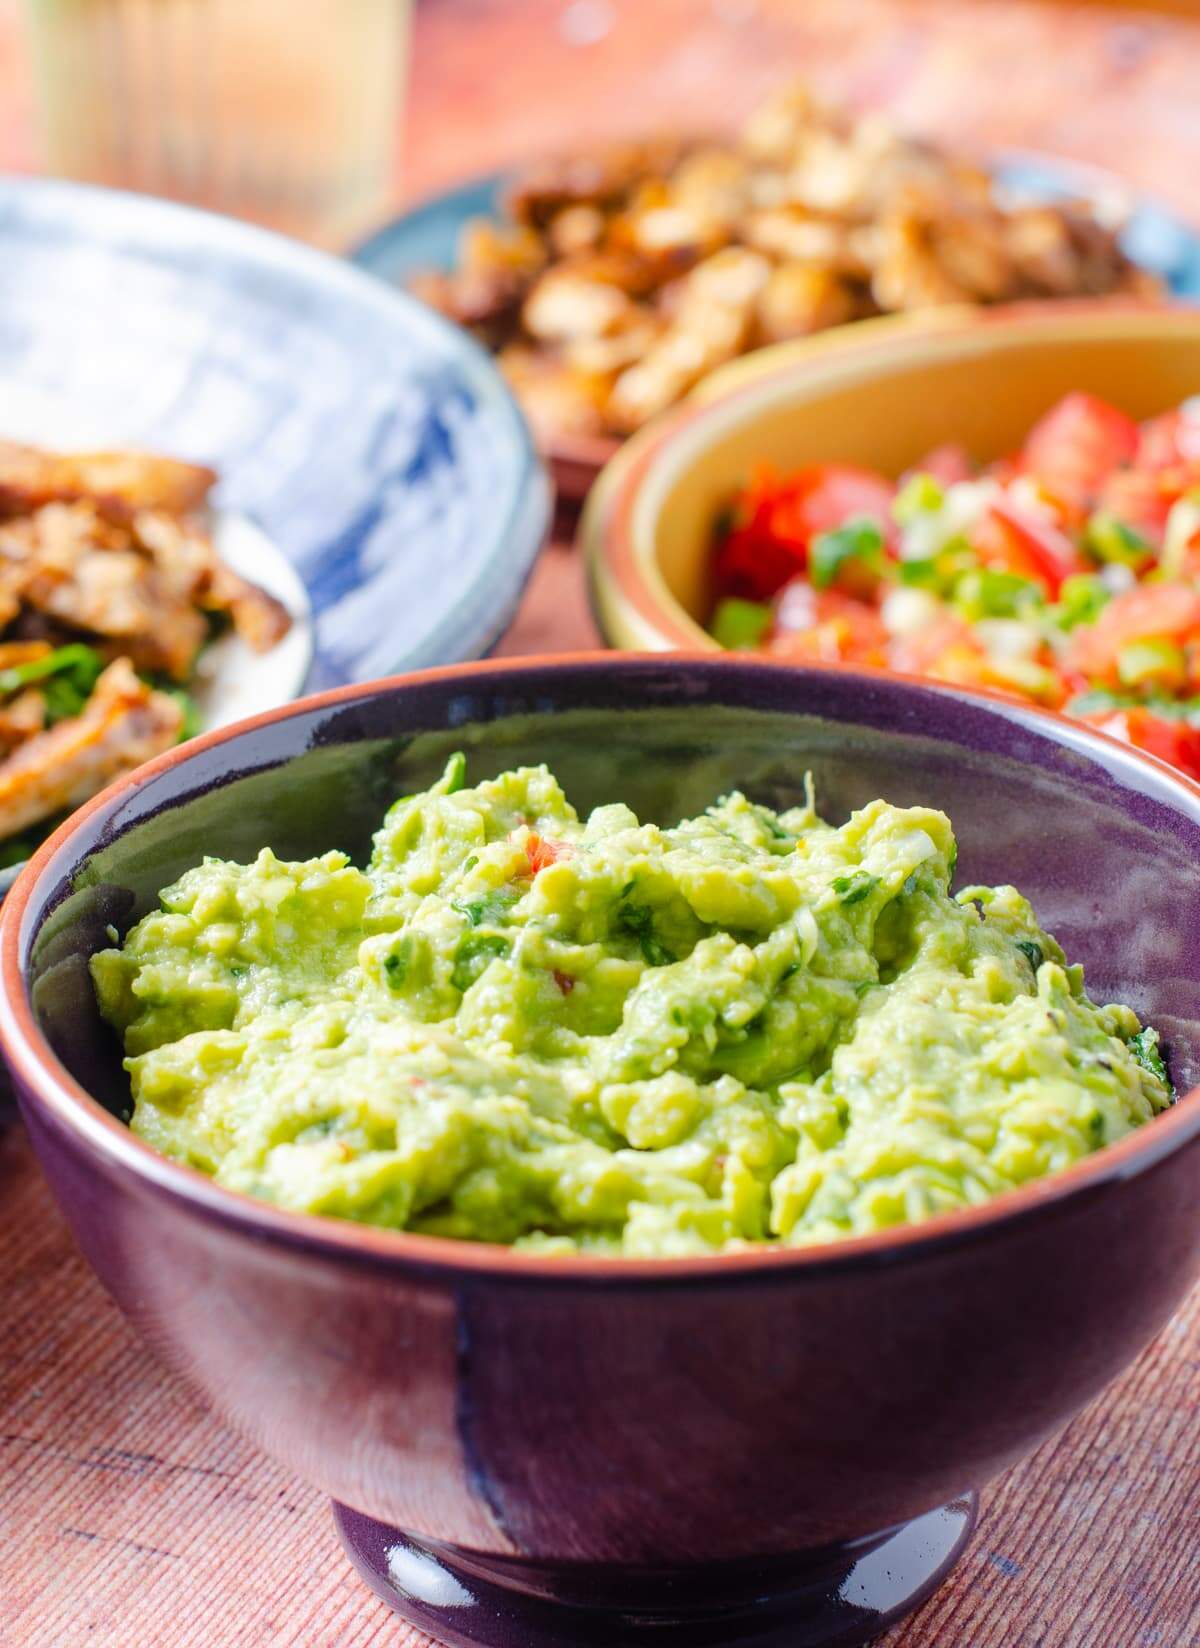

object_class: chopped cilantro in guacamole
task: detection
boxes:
[91,756,1173,1256]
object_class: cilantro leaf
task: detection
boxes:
[1127,1027,1171,1091]
[831,870,879,906]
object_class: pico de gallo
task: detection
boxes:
[709,392,1200,781]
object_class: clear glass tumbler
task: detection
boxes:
[24,0,408,246]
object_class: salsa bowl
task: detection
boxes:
[3,656,1200,1647]
[583,301,1200,652]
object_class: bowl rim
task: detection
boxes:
[3,651,1199,1285]
[584,297,1200,653]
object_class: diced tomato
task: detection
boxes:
[1081,707,1200,782]
[524,833,569,874]
[1021,393,1140,514]
[906,443,974,487]
[714,463,894,601]
[714,524,804,603]
[1096,465,1178,549]
[768,584,889,666]
[976,499,1086,596]
[887,612,980,676]
[780,465,894,538]
[1137,406,1200,471]
[1066,583,1200,685]
[552,969,576,995]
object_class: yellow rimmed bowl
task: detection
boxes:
[583,301,1200,652]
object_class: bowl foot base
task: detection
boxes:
[332,1493,978,1648]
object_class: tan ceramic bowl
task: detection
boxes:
[583,302,1200,650]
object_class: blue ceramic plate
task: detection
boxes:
[0,177,551,698]
[352,153,1200,496]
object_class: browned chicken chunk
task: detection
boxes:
[0,442,217,521]
[0,658,182,839]
[0,439,293,846]
[409,81,1159,443]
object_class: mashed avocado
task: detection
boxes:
[91,756,1172,1255]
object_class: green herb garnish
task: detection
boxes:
[711,597,772,651]
[1066,690,1200,724]
[893,472,945,525]
[0,643,106,726]
[950,567,1042,621]
[618,899,675,967]
[441,752,467,794]
[1015,940,1044,974]
[453,889,518,928]
[383,936,415,989]
[1052,573,1110,632]
[1085,512,1152,568]
[1127,1026,1171,1091]
[451,932,509,992]
[809,518,885,590]
[831,871,879,906]
[162,688,203,743]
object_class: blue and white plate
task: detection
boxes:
[0,177,552,704]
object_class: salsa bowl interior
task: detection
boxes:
[600,307,1200,646]
[16,658,1200,1152]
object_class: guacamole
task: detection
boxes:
[91,757,1172,1255]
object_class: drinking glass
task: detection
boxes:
[24,0,408,246]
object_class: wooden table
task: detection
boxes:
[3,1,1200,1644]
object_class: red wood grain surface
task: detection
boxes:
[2,2,1200,1644]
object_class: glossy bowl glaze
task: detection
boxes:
[583,302,1200,652]
[4,657,1200,1648]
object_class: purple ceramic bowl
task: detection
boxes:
[3,656,1200,1648]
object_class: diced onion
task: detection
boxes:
[881,587,942,637]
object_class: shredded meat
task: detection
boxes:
[0,488,290,682]
[0,443,217,522]
[0,689,45,755]
[0,440,293,842]
[0,659,182,839]
[133,510,292,655]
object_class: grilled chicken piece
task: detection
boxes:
[756,263,863,343]
[410,220,547,341]
[409,81,1160,443]
[523,265,643,345]
[0,689,46,754]
[0,443,216,521]
[504,137,695,229]
[7,502,207,681]
[498,346,613,441]
[0,658,182,838]
[606,247,768,431]
[546,204,607,259]
[0,497,290,682]
[0,556,30,630]
[133,509,292,653]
